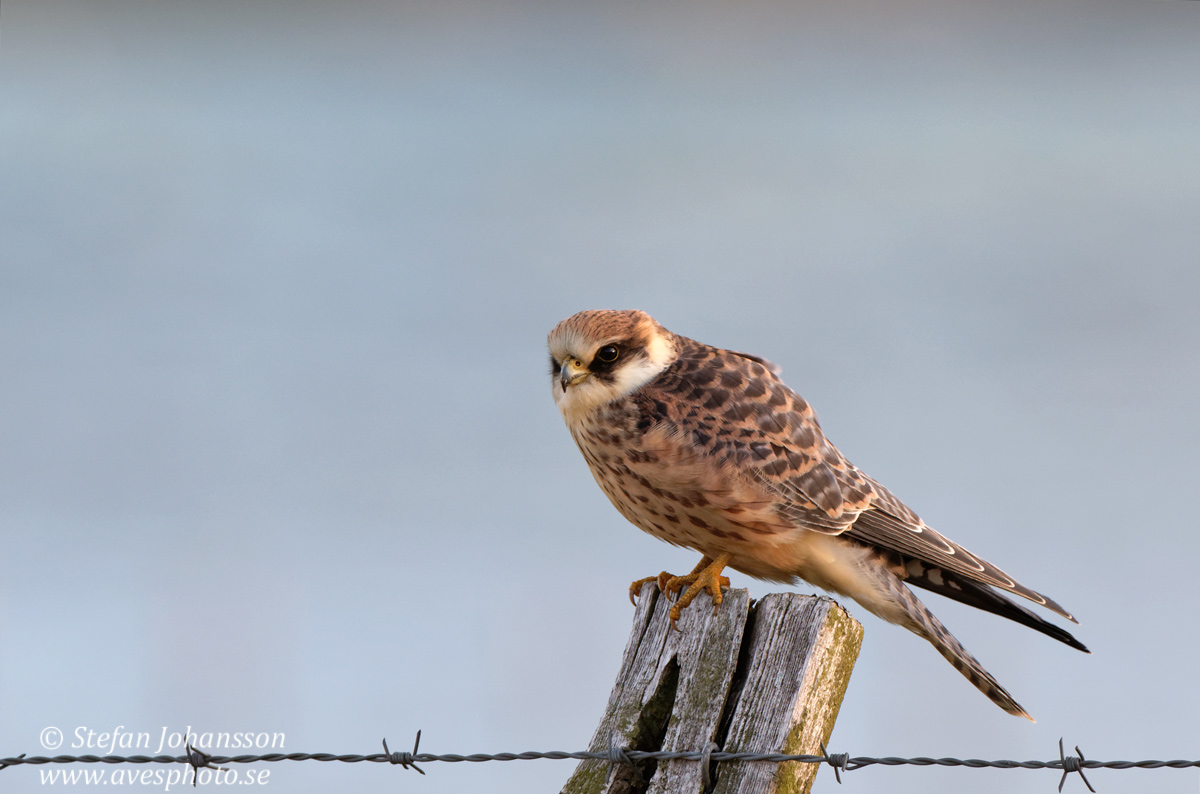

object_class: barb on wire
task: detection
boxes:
[820,741,849,783]
[184,743,227,788]
[1058,738,1095,793]
[605,743,644,787]
[381,731,424,775]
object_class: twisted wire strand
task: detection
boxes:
[5,748,1200,769]
[4,735,1199,791]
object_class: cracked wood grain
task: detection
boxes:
[561,586,862,794]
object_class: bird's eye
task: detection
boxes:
[596,345,620,363]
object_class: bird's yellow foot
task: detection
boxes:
[628,573,665,605]
[627,569,694,604]
[629,554,732,631]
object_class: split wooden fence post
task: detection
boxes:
[560,585,863,794]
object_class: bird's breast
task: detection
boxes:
[565,404,797,571]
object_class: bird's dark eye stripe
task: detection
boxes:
[549,354,561,375]
[589,344,624,374]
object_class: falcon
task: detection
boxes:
[548,309,1087,719]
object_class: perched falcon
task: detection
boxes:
[548,309,1087,720]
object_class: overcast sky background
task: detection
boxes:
[3,1,1199,792]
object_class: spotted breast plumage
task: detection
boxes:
[548,309,1087,720]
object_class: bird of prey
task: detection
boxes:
[548,309,1087,720]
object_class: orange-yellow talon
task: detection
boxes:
[628,575,658,605]
[630,554,732,628]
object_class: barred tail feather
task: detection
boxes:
[868,561,1034,720]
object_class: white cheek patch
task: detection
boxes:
[553,333,674,421]
[608,345,670,397]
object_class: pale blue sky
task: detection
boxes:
[3,1,1199,792]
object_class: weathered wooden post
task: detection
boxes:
[561,585,862,794]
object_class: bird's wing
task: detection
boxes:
[646,339,1076,621]
[902,555,1087,648]
[645,340,875,533]
[846,483,1078,622]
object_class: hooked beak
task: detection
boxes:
[559,358,590,392]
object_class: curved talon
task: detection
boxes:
[660,554,733,630]
[628,576,657,605]
[629,554,732,630]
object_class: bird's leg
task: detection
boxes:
[628,567,696,603]
[628,558,711,605]
[629,569,682,605]
[661,553,732,630]
[628,556,729,633]
[628,554,733,629]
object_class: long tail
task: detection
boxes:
[867,558,1034,720]
[905,562,1089,653]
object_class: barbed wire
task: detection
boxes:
[4,733,1200,791]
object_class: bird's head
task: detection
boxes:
[548,310,677,418]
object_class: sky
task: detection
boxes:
[2,1,1200,792]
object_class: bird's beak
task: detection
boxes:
[560,359,590,392]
